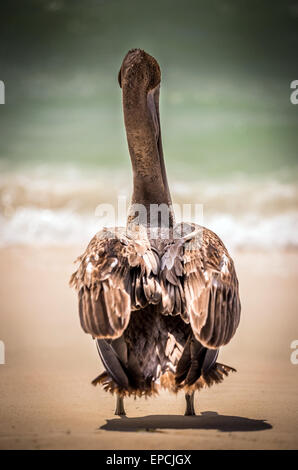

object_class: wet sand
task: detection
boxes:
[0,246,297,449]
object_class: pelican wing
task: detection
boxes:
[70,227,161,339]
[161,225,241,348]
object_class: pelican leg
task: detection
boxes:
[115,394,126,416]
[184,391,196,416]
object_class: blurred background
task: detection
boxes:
[0,0,298,249]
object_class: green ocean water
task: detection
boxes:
[0,0,297,180]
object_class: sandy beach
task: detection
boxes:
[0,246,297,450]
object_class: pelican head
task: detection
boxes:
[118,48,161,92]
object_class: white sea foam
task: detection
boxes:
[0,166,297,249]
[1,206,297,250]
[206,212,298,251]
[0,208,99,246]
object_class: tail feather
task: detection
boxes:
[95,339,129,389]
[93,335,236,396]
[175,335,192,384]
[184,340,207,386]
[175,335,219,387]
[182,362,236,393]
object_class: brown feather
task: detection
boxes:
[70,223,240,394]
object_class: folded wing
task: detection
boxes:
[160,224,241,348]
[70,227,161,339]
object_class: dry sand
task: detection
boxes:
[0,246,297,449]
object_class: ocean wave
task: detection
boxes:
[0,166,297,249]
[0,166,297,215]
[206,212,298,250]
[1,207,297,250]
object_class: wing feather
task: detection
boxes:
[70,227,163,339]
[160,224,241,348]
[72,223,240,347]
[182,226,241,348]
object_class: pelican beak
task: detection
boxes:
[147,85,160,143]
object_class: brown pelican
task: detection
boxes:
[70,49,241,416]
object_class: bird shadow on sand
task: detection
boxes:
[100,411,272,433]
